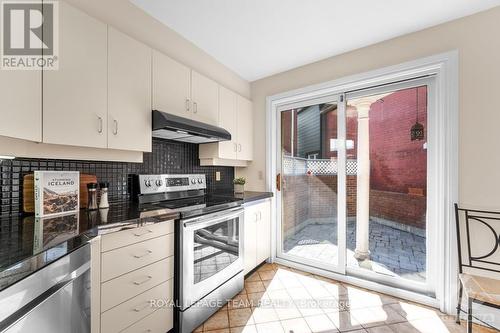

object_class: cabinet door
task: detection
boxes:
[244,205,258,274]
[256,200,272,264]
[191,71,219,126]
[43,2,107,148]
[236,96,253,160]
[108,27,152,152]
[217,86,238,159]
[152,51,191,119]
[0,70,41,142]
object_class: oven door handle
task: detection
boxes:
[183,207,244,229]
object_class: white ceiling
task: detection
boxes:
[131,0,500,81]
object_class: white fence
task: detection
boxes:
[283,156,357,175]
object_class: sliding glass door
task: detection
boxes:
[276,94,346,274]
[276,77,436,295]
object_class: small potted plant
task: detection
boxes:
[233,177,246,194]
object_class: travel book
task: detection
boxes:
[34,171,80,217]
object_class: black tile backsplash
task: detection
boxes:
[0,139,234,217]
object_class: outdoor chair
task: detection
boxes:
[454,204,500,333]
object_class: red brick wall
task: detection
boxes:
[370,190,426,229]
[368,87,427,193]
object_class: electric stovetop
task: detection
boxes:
[138,194,243,219]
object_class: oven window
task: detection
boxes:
[193,217,239,284]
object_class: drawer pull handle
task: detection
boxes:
[133,275,153,285]
[133,303,150,312]
[133,229,153,237]
[133,250,152,258]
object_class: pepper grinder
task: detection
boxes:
[87,183,98,210]
[99,182,109,209]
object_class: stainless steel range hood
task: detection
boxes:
[152,110,231,144]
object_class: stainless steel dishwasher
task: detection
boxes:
[0,243,91,333]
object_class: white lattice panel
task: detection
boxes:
[283,157,357,175]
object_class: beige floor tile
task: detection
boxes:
[387,322,422,333]
[258,270,277,281]
[230,325,258,333]
[304,314,339,333]
[380,305,407,325]
[255,321,285,333]
[366,325,394,333]
[388,302,441,321]
[286,286,313,301]
[204,329,230,333]
[303,283,331,300]
[258,263,276,272]
[247,292,268,308]
[327,310,365,332]
[350,307,388,328]
[295,299,325,317]
[317,296,340,313]
[351,305,406,328]
[193,323,203,332]
[245,281,266,294]
[407,316,464,333]
[266,289,291,301]
[251,306,280,324]
[262,278,285,291]
[246,272,262,282]
[281,318,312,333]
[273,299,303,321]
[204,310,230,331]
[229,308,254,328]
[228,293,251,309]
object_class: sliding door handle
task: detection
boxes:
[276,173,281,191]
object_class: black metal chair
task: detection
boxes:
[454,203,500,333]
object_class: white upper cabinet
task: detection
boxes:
[217,86,238,160]
[236,95,253,161]
[191,71,219,126]
[0,70,41,142]
[199,87,253,166]
[152,51,191,118]
[108,27,152,152]
[43,2,108,148]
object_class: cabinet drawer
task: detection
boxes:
[101,221,173,252]
[101,256,174,312]
[120,307,173,333]
[101,279,173,333]
[101,234,174,282]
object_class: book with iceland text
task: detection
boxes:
[34,171,80,217]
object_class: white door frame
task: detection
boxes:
[266,50,459,314]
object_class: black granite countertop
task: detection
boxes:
[0,202,179,291]
[0,191,272,291]
[233,191,273,203]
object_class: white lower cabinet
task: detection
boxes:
[244,199,271,274]
[120,306,173,333]
[95,221,174,333]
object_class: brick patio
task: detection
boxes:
[283,219,426,283]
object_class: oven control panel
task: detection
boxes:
[138,174,206,194]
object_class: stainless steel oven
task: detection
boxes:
[178,207,244,333]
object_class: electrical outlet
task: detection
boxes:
[215,171,221,181]
[258,171,263,180]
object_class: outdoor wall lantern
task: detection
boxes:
[410,87,425,141]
